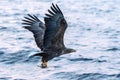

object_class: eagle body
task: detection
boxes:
[22,3,76,68]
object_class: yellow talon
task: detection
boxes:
[41,62,47,68]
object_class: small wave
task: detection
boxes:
[0,77,11,80]
[0,50,40,64]
[52,72,120,80]
[95,59,107,63]
[0,51,4,55]
[0,77,27,80]
[68,57,93,62]
[68,57,107,63]
[0,27,8,30]
[106,47,120,51]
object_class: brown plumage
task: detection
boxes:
[22,3,76,68]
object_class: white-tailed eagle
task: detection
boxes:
[22,3,76,68]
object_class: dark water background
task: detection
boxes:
[0,0,120,80]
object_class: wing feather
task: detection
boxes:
[44,3,67,50]
[22,14,45,50]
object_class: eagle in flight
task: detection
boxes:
[22,3,76,68]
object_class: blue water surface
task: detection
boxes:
[0,0,120,80]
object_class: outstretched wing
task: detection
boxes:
[44,3,67,50]
[22,14,46,51]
